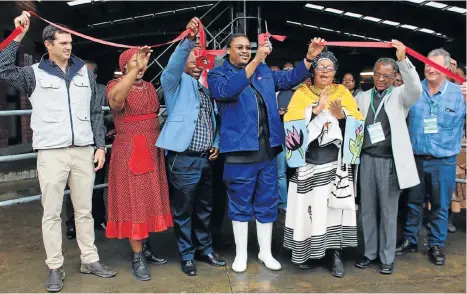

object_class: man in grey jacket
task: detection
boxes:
[0,12,115,292]
[354,40,422,275]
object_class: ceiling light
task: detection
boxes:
[382,20,400,26]
[406,0,426,3]
[344,12,363,18]
[175,7,193,12]
[424,1,447,9]
[401,24,418,30]
[324,8,344,14]
[67,0,91,6]
[352,34,366,38]
[114,71,123,75]
[286,20,389,42]
[447,6,467,13]
[305,3,324,10]
[419,28,435,33]
[133,14,154,19]
[113,17,132,23]
[363,16,381,22]
[67,0,107,6]
[360,72,374,76]
[89,21,111,27]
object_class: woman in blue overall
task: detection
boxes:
[207,33,325,273]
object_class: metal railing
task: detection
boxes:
[0,184,108,208]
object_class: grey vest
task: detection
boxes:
[30,63,94,149]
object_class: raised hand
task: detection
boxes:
[329,99,345,119]
[253,42,271,63]
[391,39,406,62]
[186,17,200,41]
[14,11,31,41]
[136,46,152,70]
[307,37,326,60]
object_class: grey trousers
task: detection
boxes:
[359,153,401,264]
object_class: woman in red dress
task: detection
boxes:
[106,46,173,281]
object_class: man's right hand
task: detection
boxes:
[253,43,271,64]
[14,11,31,42]
[186,17,200,41]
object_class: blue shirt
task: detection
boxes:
[408,79,465,157]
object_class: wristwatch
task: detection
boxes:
[98,146,107,153]
[305,56,315,63]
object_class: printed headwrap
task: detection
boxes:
[119,48,138,73]
[311,50,339,72]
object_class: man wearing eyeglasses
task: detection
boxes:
[397,49,467,266]
[354,40,422,275]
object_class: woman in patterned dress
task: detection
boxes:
[283,51,363,278]
[106,46,173,281]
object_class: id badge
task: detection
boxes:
[368,122,385,144]
[424,117,438,134]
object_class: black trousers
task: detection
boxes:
[166,152,214,261]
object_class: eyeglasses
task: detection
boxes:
[315,65,335,72]
[374,73,394,80]
[232,45,251,51]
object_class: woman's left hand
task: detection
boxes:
[329,99,345,119]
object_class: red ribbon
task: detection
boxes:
[0,11,227,88]
[2,13,463,85]
[0,11,226,69]
[0,26,23,51]
[193,21,226,70]
[29,11,191,49]
[324,41,465,84]
[258,33,286,46]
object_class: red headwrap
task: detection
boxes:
[119,48,138,73]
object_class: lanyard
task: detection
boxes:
[370,87,393,123]
[424,82,448,116]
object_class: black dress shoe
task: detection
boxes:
[355,257,374,269]
[395,239,417,256]
[428,246,446,265]
[195,252,226,267]
[66,223,76,240]
[380,263,394,274]
[330,250,344,278]
[181,260,196,276]
[132,252,151,281]
[142,243,167,265]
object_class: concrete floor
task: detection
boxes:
[0,201,465,293]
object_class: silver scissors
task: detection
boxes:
[265,21,272,51]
